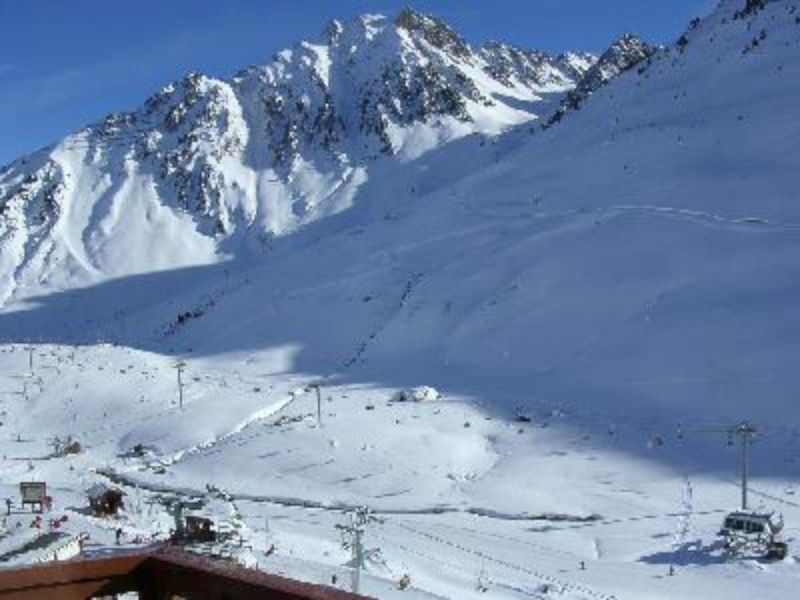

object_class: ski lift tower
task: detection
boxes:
[734,421,756,511]
[679,420,788,559]
[701,420,788,560]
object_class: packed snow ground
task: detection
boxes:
[3,343,800,599]
[2,1,800,598]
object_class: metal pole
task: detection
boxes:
[176,361,185,410]
[741,428,748,510]
[738,422,755,511]
[316,385,322,427]
[309,383,322,427]
[336,507,370,594]
[354,524,362,594]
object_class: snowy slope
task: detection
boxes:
[0,8,600,306]
[2,1,800,599]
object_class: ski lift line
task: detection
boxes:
[381,524,535,578]
[677,422,800,441]
[383,520,617,600]
[372,530,536,596]
[662,424,800,529]
[390,515,581,560]
[714,477,800,510]
[238,513,329,528]
[670,421,758,510]
[370,529,503,597]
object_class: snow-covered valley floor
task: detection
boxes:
[3,342,800,599]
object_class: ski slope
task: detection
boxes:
[2,1,800,598]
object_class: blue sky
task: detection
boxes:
[0,0,716,165]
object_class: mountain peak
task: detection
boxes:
[606,32,654,58]
[580,32,656,90]
[395,7,472,59]
[0,8,607,302]
[546,32,656,126]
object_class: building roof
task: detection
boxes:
[0,545,373,599]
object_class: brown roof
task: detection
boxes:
[0,544,374,599]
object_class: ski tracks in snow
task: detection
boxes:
[599,204,800,232]
[463,196,800,233]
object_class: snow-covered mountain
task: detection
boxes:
[3,0,800,444]
[2,1,800,598]
[548,33,658,124]
[0,8,603,305]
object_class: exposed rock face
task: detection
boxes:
[480,43,596,90]
[574,34,657,97]
[395,8,472,59]
[547,34,658,125]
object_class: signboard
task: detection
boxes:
[20,482,47,504]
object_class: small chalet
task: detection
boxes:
[87,483,125,517]
[181,515,217,543]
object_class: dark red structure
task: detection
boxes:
[0,546,372,599]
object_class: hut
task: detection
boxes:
[182,515,217,543]
[87,483,125,517]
